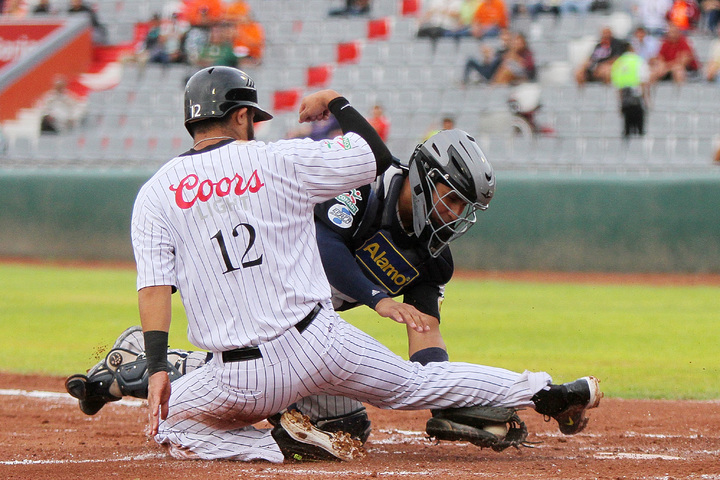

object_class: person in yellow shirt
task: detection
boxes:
[610,43,650,138]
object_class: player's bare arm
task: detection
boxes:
[406,319,447,358]
[298,89,341,123]
[138,285,173,436]
[374,297,432,333]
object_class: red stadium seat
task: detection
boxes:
[401,0,420,16]
[367,18,390,40]
[306,65,332,88]
[336,41,361,64]
[273,89,302,112]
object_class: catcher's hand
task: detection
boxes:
[426,406,530,452]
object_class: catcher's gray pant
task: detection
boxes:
[155,304,552,462]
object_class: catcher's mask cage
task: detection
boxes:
[184,66,273,133]
[407,129,495,258]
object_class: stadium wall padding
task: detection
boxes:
[1,170,719,273]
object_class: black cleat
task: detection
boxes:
[533,376,602,435]
[271,410,365,462]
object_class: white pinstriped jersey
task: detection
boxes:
[131,132,377,352]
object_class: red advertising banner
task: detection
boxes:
[0,23,62,69]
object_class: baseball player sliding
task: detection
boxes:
[67,66,601,462]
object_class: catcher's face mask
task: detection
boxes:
[407,129,495,258]
[423,174,483,256]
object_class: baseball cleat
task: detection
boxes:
[533,376,602,435]
[272,410,365,462]
[65,373,120,415]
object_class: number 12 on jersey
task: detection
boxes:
[211,223,263,274]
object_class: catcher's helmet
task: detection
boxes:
[407,129,495,257]
[184,66,273,132]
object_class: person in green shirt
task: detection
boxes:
[611,42,650,138]
[197,23,242,68]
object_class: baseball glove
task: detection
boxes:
[426,406,529,452]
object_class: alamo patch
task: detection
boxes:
[327,203,354,228]
[355,232,420,294]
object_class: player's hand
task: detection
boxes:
[147,371,171,437]
[374,298,433,333]
[298,89,341,123]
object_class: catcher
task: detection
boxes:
[67,129,601,454]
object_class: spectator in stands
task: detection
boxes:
[702,0,720,33]
[368,104,390,141]
[328,0,371,16]
[630,26,661,65]
[490,31,536,84]
[32,0,55,14]
[424,116,456,140]
[140,14,171,65]
[231,10,265,65]
[631,0,673,36]
[471,0,509,40]
[224,0,249,18]
[650,23,700,83]
[666,0,701,32]
[183,0,225,26]
[2,0,27,16]
[39,76,86,134]
[416,0,470,44]
[163,13,190,64]
[462,27,511,84]
[67,0,107,44]
[703,24,720,81]
[574,26,627,86]
[195,23,240,67]
[460,0,481,26]
[521,1,563,21]
[561,0,593,15]
[611,42,650,138]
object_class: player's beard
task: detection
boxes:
[246,120,255,141]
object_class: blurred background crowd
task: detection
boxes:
[1,0,719,170]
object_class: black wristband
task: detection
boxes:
[144,330,169,376]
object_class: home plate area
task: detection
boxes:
[1,373,719,480]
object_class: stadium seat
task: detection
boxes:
[337,41,361,64]
[306,65,333,88]
[367,18,391,41]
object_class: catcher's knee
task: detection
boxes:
[314,408,373,444]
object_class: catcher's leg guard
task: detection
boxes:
[65,348,198,415]
[65,370,120,416]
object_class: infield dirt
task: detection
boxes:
[2,372,719,480]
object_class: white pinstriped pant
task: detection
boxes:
[156,301,552,462]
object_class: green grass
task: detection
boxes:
[2,263,719,400]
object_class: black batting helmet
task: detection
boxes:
[184,66,273,133]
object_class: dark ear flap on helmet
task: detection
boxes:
[184,66,273,133]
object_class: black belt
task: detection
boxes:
[221,303,322,363]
